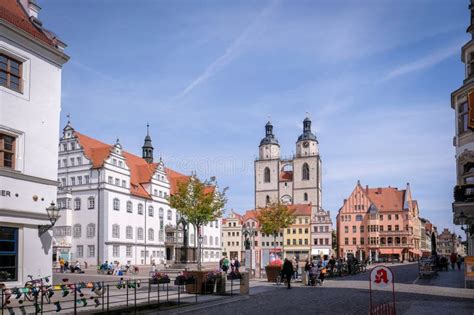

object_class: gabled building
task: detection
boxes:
[337,182,422,262]
[221,211,243,262]
[283,204,312,261]
[54,123,221,266]
[311,208,333,257]
[0,0,68,285]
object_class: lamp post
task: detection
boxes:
[38,202,60,236]
[198,234,203,271]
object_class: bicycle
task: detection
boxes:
[23,275,54,304]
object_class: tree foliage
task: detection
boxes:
[256,202,295,238]
[168,176,227,228]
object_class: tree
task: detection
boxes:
[257,202,295,257]
[168,175,227,270]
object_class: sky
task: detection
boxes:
[40,0,467,236]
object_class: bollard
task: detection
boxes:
[106,284,110,313]
[102,282,105,312]
[74,287,77,315]
[240,272,250,295]
[126,280,129,307]
[302,271,307,286]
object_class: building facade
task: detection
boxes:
[283,204,312,261]
[311,208,333,257]
[54,124,221,266]
[254,117,327,257]
[452,1,474,257]
[437,228,461,256]
[221,211,243,261]
[0,0,68,285]
[337,182,422,262]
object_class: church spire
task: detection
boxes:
[142,123,154,163]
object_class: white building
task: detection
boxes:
[0,0,68,285]
[311,208,333,257]
[54,124,221,266]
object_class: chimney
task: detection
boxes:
[28,0,41,19]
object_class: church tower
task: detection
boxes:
[255,121,281,208]
[142,124,154,163]
[293,117,322,214]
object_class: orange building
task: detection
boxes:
[337,182,421,262]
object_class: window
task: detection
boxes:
[314,238,318,245]
[379,215,383,220]
[77,157,82,165]
[356,215,363,221]
[137,228,144,240]
[86,224,95,238]
[125,226,133,239]
[0,227,18,281]
[113,198,120,211]
[352,238,356,245]
[113,245,120,257]
[115,178,120,186]
[148,228,154,241]
[138,204,143,215]
[360,226,364,233]
[360,238,365,245]
[302,163,310,180]
[210,221,213,227]
[325,226,329,232]
[112,158,117,165]
[112,224,120,238]
[119,160,123,167]
[159,208,164,218]
[108,176,113,184]
[298,239,302,245]
[167,210,172,220]
[304,192,308,201]
[148,206,154,217]
[210,237,213,245]
[0,54,22,92]
[126,246,132,257]
[395,214,399,220]
[352,226,356,233]
[126,201,132,213]
[87,245,95,257]
[379,225,384,232]
[264,167,271,183]
[344,238,349,245]
[459,102,469,134]
[388,225,392,231]
[298,228,302,234]
[304,228,308,234]
[73,224,81,238]
[122,180,126,188]
[71,177,75,186]
[88,196,95,209]
[76,245,83,258]
[215,236,219,245]
[388,214,392,220]
[325,238,329,245]
[395,225,399,231]
[62,159,67,168]
[293,239,296,245]
[266,195,270,204]
[344,226,348,233]
[77,176,83,185]
[304,239,308,245]
[70,158,75,166]
[74,198,81,210]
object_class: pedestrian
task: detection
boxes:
[304,259,312,286]
[450,252,457,271]
[59,258,65,273]
[292,257,298,280]
[456,254,463,270]
[64,260,69,273]
[282,258,294,289]
[222,257,230,274]
[234,257,240,272]
[329,256,336,274]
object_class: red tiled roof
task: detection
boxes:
[279,171,293,182]
[0,0,55,46]
[75,130,215,199]
[288,203,312,216]
[242,209,259,222]
[366,187,405,212]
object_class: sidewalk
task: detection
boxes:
[415,265,467,288]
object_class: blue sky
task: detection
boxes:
[41,0,466,235]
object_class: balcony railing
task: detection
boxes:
[379,230,410,235]
[379,243,411,247]
[453,184,474,202]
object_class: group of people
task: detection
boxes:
[58,258,84,273]
[432,253,463,271]
[99,261,139,275]
[219,257,241,274]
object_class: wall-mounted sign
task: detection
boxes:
[1,190,12,197]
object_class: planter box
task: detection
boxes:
[185,271,216,294]
[265,266,281,282]
[150,278,170,285]
[174,277,196,286]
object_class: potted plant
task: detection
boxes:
[203,270,219,294]
[174,273,196,285]
[265,259,283,282]
[151,272,170,284]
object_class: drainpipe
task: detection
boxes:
[144,198,147,265]
[96,168,101,267]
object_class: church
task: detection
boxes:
[254,117,332,258]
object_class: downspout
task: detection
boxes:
[144,197,147,265]
[96,168,101,266]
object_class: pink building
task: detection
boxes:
[337,182,422,262]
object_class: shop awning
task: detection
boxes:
[379,248,402,255]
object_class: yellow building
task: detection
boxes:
[283,204,312,261]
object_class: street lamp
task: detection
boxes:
[198,234,203,271]
[38,202,60,236]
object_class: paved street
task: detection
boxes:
[156,263,474,315]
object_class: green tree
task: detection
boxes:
[257,202,295,256]
[168,175,227,270]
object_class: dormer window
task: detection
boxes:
[459,102,469,134]
[469,52,474,77]
[0,54,22,92]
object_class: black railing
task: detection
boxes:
[453,184,474,202]
[1,275,242,314]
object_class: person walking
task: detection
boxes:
[59,258,65,273]
[304,259,312,286]
[456,254,463,271]
[450,252,457,271]
[234,257,241,272]
[282,258,294,289]
[222,257,230,274]
[292,257,298,280]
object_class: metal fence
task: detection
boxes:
[1,276,242,314]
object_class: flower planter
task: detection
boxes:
[265,265,281,282]
[185,271,218,294]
